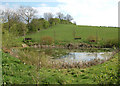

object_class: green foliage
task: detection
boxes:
[89,53,118,84]
[104,39,118,47]
[43,20,50,29]
[29,18,50,32]
[98,39,118,48]
[60,19,72,24]
[49,18,60,26]
[2,29,23,48]
[11,22,28,36]
[2,23,9,30]
[29,19,42,32]
[3,22,28,36]
[23,38,34,46]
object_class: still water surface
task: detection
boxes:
[59,52,113,63]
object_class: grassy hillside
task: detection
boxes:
[25,24,118,43]
[2,52,118,84]
[2,24,119,84]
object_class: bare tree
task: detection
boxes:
[65,14,73,22]
[2,9,18,32]
[44,12,53,21]
[18,6,37,25]
[56,12,64,20]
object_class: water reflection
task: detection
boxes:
[60,52,113,63]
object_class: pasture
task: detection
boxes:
[25,24,118,44]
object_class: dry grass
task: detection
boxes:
[40,36,54,45]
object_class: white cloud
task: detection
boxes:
[39,4,47,7]
[57,0,119,26]
[33,7,61,17]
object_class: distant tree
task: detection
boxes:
[49,18,60,26]
[29,18,41,32]
[65,14,73,22]
[56,12,64,20]
[17,22,28,36]
[60,19,70,24]
[44,12,53,21]
[29,18,50,32]
[43,20,50,29]
[53,18,60,24]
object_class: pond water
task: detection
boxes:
[58,52,113,63]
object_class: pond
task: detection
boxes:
[57,52,114,63]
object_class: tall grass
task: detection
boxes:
[17,48,52,68]
[98,38,118,48]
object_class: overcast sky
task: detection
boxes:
[0,0,119,26]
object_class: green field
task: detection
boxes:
[25,24,118,43]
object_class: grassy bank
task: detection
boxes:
[2,52,118,84]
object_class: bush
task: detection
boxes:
[87,36,97,42]
[2,29,22,48]
[40,36,54,45]
[102,39,118,48]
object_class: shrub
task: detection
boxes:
[2,29,22,48]
[102,39,118,48]
[87,35,97,43]
[40,36,54,45]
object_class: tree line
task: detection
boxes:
[1,6,75,36]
